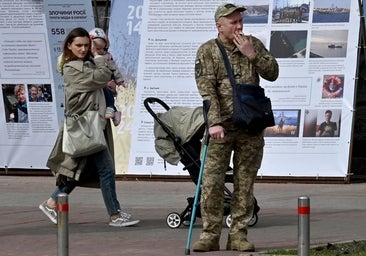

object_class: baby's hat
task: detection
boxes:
[89,28,109,49]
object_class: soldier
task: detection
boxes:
[193,3,279,252]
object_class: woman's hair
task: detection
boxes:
[58,27,91,72]
[14,84,25,97]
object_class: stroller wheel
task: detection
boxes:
[166,212,182,229]
[248,213,258,227]
[225,213,258,228]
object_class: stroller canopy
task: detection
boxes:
[154,106,204,165]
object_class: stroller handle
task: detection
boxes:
[144,97,170,113]
[144,97,181,144]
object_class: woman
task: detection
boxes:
[39,27,139,227]
[14,84,28,123]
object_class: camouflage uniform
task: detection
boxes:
[194,37,278,245]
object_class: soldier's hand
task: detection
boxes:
[209,125,225,140]
[234,33,256,60]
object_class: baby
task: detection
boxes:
[89,28,125,126]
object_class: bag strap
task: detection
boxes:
[215,39,236,87]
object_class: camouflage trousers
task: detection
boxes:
[199,129,264,241]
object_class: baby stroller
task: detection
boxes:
[144,97,260,229]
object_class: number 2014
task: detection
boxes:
[126,5,142,35]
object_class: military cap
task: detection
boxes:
[214,3,246,22]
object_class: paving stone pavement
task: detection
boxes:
[0,176,365,256]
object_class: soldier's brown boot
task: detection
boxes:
[226,235,255,252]
[192,239,220,252]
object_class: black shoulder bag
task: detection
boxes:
[215,39,275,133]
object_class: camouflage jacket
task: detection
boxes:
[194,36,279,128]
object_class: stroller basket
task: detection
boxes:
[144,97,259,229]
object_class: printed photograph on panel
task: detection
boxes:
[270,30,308,58]
[2,84,29,123]
[310,30,348,58]
[272,0,310,23]
[243,0,269,24]
[303,109,341,137]
[264,109,301,137]
[313,0,351,23]
[321,74,344,99]
[27,84,52,102]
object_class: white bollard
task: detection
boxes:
[57,193,69,256]
[298,196,310,256]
